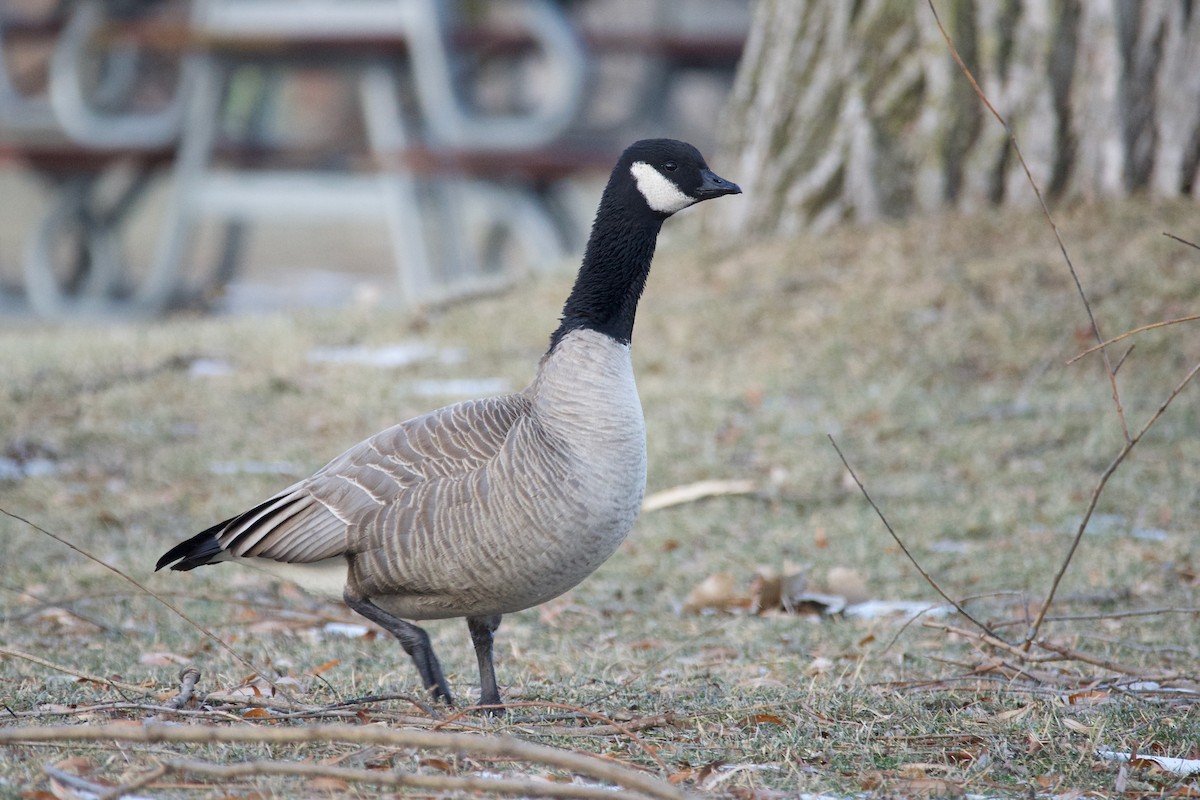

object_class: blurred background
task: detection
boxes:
[2,6,1199,792]
[0,0,750,319]
[3,1,1198,322]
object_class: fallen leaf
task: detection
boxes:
[1067,689,1109,705]
[996,703,1035,723]
[643,479,755,512]
[696,760,726,782]
[744,713,786,726]
[242,708,272,719]
[749,572,783,613]
[667,768,694,784]
[1097,747,1200,776]
[46,758,113,800]
[776,572,812,613]
[825,566,871,605]
[419,758,454,773]
[1061,718,1093,735]
[729,789,778,800]
[321,622,372,638]
[845,599,950,619]
[683,572,747,613]
[900,763,946,778]
[47,780,88,800]
[859,771,884,790]
[903,777,962,796]
[309,659,340,677]
[945,748,978,764]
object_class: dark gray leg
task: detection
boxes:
[467,614,504,714]
[344,592,453,705]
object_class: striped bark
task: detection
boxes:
[717,0,1200,236]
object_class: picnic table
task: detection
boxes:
[0,0,744,319]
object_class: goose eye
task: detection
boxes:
[663,160,678,172]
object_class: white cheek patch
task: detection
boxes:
[630,161,695,214]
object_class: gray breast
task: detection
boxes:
[352,329,647,621]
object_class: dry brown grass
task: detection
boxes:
[1,198,1198,797]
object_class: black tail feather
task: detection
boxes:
[157,490,305,571]
[155,518,232,571]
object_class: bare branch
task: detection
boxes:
[0,646,151,695]
[1032,639,1164,678]
[167,665,201,710]
[0,723,685,800]
[990,607,1200,630]
[1163,231,1200,251]
[1024,359,1200,644]
[926,0,1130,443]
[99,764,168,800]
[0,582,120,634]
[435,701,670,772]
[1067,314,1200,365]
[178,758,649,799]
[44,764,146,800]
[0,507,289,700]
[827,435,998,639]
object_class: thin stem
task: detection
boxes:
[1023,360,1200,644]
[1163,231,1200,251]
[827,435,998,639]
[0,507,291,701]
[1067,314,1200,365]
[927,0,1130,443]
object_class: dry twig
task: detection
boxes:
[436,701,671,772]
[990,606,1200,630]
[926,0,1129,442]
[167,665,201,710]
[927,0,1200,653]
[0,722,685,800]
[1163,231,1200,251]
[924,620,1197,687]
[0,582,120,634]
[1024,359,1200,643]
[161,758,633,799]
[0,507,289,699]
[1068,314,1200,365]
[827,435,997,638]
[0,646,150,695]
[642,479,756,512]
[43,764,129,799]
[99,764,168,800]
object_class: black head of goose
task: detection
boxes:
[157,138,740,712]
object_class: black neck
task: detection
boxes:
[548,203,663,352]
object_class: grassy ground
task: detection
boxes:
[1,199,1198,797]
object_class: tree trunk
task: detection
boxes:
[717,0,1200,237]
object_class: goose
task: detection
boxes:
[156,138,740,710]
